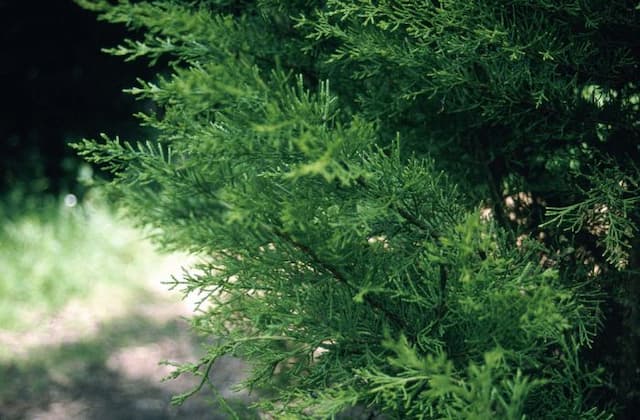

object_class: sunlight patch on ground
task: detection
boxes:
[0,198,258,419]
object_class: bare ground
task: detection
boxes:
[0,255,258,420]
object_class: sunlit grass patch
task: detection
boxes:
[0,193,164,332]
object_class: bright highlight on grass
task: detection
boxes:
[64,193,78,207]
[0,193,163,332]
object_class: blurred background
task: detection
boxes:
[0,2,253,418]
[0,1,153,198]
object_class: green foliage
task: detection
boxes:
[74,0,639,418]
[543,161,640,270]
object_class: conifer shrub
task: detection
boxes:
[75,1,639,418]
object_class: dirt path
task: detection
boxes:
[0,255,257,420]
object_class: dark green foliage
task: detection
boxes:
[74,0,639,418]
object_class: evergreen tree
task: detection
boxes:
[74,1,639,418]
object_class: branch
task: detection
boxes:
[272,228,406,329]
[394,204,441,242]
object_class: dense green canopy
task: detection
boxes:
[76,1,639,418]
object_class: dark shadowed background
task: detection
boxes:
[0,0,155,197]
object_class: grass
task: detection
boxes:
[0,191,163,331]
[0,191,261,419]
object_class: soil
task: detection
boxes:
[0,255,258,420]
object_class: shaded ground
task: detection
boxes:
[0,256,258,420]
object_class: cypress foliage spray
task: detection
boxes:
[75,1,639,418]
